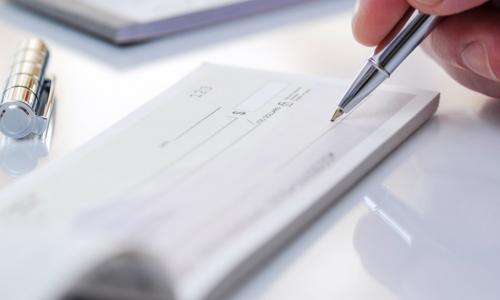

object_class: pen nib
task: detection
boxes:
[330,108,344,122]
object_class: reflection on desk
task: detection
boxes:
[354,116,500,300]
[0,119,52,177]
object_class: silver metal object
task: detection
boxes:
[0,114,53,176]
[331,10,441,121]
[0,38,56,139]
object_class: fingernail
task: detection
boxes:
[413,0,443,6]
[461,42,498,81]
[352,1,360,22]
[353,0,360,14]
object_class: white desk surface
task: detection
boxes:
[0,1,499,299]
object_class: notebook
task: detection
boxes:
[10,0,315,44]
[0,64,439,300]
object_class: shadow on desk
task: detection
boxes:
[479,98,500,128]
[0,0,353,70]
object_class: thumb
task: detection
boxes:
[425,5,500,82]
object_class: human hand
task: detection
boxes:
[352,0,500,98]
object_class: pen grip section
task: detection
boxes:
[372,10,441,74]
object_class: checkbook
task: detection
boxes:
[0,64,439,300]
[11,0,311,44]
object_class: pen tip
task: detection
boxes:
[330,108,344,122]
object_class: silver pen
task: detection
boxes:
[0,38,56,139]
[331,9,441,122]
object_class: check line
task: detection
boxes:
[174,107,222,141]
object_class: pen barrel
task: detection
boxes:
[2,38,49,109]
[371,10,441,74]
[0,38,50,138]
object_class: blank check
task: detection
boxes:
[0,64,439,300]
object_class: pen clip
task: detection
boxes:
[32,76,56,135]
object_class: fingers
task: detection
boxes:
[438,63,500,98]
[352,0,500,98]
[422,5,500,97]
[352,0,409,46]
[352,0,488,46]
